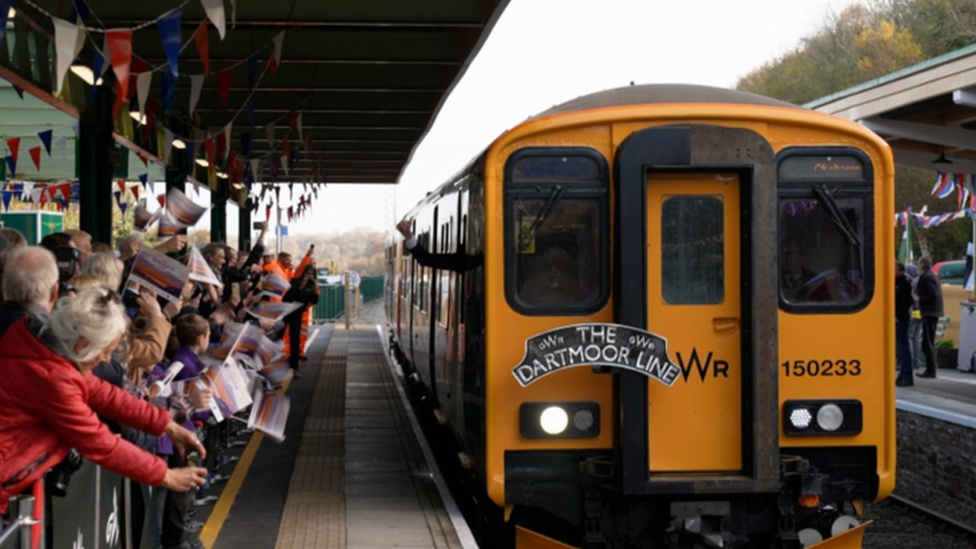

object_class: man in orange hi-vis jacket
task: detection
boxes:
[282,246,316,364]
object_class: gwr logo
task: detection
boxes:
[674,349,730,382]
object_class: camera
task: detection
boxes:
[47,449,83,498]
[54,247,81,282]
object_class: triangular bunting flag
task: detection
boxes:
[29,146,41,171]
[200,0,226,40]
[195,21,210,76]
[0,0,14,49]
[189,74,204,117]
[5,137,20,164]
[55,136,68,159]
[5,156,16,177]
[247,54,257,90]
[11,85,22,99]
[38,129,53,156]
[158,10,181,77]
[52,17,82,94]
[136,71,152,123]
[218,68,232,107]
[157,194,166,208]
[106,29,133,117]
[161,69,176,112]
[1,191,11,211]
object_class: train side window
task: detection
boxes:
[504,148,610,315]
[661,195,724,305]
[777,149,874,311]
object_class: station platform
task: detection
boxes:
[896,366,976,429]
[197,325,471,549]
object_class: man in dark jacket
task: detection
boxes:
[895,262,915,386]
[915,257,944,378]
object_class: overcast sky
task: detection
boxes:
[290,0,863,236]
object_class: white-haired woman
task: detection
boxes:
[81,251,125,292]
[0,287,207,514]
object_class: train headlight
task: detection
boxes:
[789,407,813,429]
[540,407,569,435]
[783,400,862,436]
[816,404,844,432]
[520,402,601,439]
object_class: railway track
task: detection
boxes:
[862,494,976,549]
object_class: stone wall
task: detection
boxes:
[895,410,976,524]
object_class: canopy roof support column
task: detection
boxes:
[78,84,115,245]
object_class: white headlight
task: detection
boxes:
[540,406,569,435]
[789,407,813,429]
[816,404,844,431]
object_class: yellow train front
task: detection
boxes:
[386,84,895,549]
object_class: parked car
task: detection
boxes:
[933,260,966,285]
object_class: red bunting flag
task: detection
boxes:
[218,68,232,107]
[267,54,279,77]
[157,194,166,208]
[106,29,133,117]
[116,179,126,193]
[29,146,41,171]
[196,21,210,76]
[216,133,226,164]
[132,185,140,202]
[59,183,71,202]
[265,204,272,221]
[5,137,20,164]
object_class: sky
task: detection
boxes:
[288,0,864,237]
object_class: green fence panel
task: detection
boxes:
[360,275,384,302]
[314,284,345,322]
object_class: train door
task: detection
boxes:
[645,173,741,472]
[614,125,779,495]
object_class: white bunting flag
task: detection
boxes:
[54,136,67,159]
[272,31,285,66]
[53,18,82,94]
[250,158,261,183]
[189,74,204,117]
[200,0,226,40]
[136,72,152,124]
[21,181,33,201]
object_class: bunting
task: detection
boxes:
[28,147,41,171]
[196,20,211,76]
[200,0,226,40]
[38,130,53,156]
[106,29,133,117]
[53,17,84,94]
[218,68,232,107]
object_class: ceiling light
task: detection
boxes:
[129,111,146,125]
[195,158,209,167]
[171,138,186,150]
[69,65,104,86]
[8,7,15,19]
[231,182,244,189]
[932,151,953,165]
[216,171,229,179]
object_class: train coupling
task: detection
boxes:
[667,501,733,548]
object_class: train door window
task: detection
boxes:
[777,150,873,311]
[661,195,724,304]
[504,148,610,315]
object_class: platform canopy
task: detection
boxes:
[0,0,510,185]
[809,43,976,174]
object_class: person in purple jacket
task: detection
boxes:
[156,313,214,549]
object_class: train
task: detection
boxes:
[385,84,895,549]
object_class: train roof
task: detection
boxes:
[531,84,802,119]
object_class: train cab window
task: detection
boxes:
[504,148,609,315]
[661,196,724,305]
[777,151,873,310]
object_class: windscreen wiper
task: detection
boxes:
[814,184,861,249]
[519,185,565,251]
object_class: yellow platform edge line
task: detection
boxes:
[200,378,293,549]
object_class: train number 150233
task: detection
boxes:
[781,359,861,377]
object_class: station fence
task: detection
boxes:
[313,275,384,323]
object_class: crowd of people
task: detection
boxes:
[0,223,319,549]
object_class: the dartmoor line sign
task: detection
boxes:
[511,323,681,387]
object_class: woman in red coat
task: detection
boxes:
[0,287,207,513]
